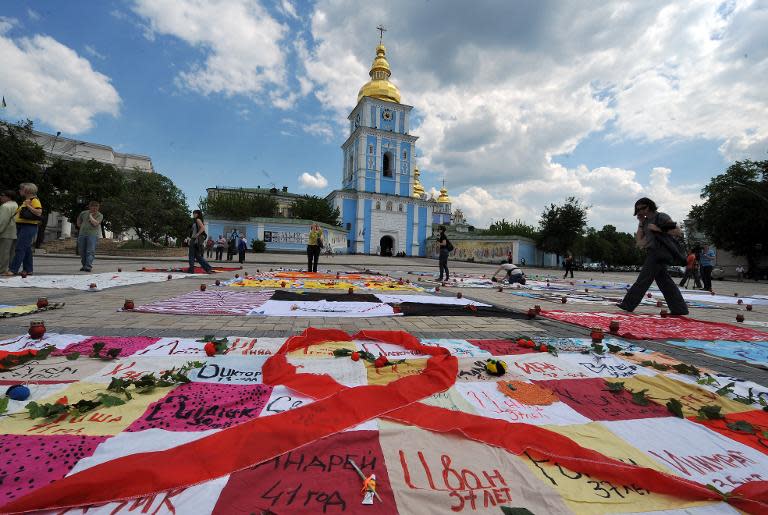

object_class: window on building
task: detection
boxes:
[346,222,351,230]
[402,150,407,159]
[348,155,353,181]
[368,144,374,154]
[386,201,393,211]
[382,152,393,178]
[376,201,381,210]
[347,239,351,247]
[398,204,403,212]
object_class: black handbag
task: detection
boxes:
[19,205,43,222]
[655,232,687,266]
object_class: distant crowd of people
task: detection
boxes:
[1,184,757,286]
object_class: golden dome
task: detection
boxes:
[357,44,401,104]
[412,167,425,198]
[437,184,451,204]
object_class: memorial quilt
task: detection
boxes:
[540,311,768,341]
[1,329,767,514]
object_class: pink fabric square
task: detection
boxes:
[0,434,108,508]
[53,336,160,358]
[127,382,272,432]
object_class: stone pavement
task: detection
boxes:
[2,253,767,386]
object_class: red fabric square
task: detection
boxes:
[692,410,768,455]
[213,429,397,514]
[467,339,536,355]
[535,378,670,421]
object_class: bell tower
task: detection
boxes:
[341,35,418,197]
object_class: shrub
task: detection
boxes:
[251,239,266,253]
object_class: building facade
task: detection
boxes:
[206,186,301,218]
[30,129,154,240]
[326,42,438,256]
[206,218,347,254]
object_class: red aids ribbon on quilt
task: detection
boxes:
[4,328,768,514]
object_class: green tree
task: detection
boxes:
[292,195,341,226]
[104,171,190,246]
[45,159,125,232]
[199,191,277,220]
[484,218,537,238]
[0,120,55,246]
[689,160,768,273]
[0,120,46,189]
[536,196,589,260]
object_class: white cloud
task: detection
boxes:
[27,9,40,21]
[84,44,106,60]
[278,0,299,19]
[300,0,765,232]
[452,164,701,232]
[298,171,329,189]
[132,0,296,107]
[301,121,333,141]
[0,16,18,34]
[0,32,120,133]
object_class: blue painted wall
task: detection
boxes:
[365,135,377,192]
[399,142,410,196]
[342,198,357,251]
[406,204,414,254]
[518,241,536,265]
[380,177,396,194]
[363,199,372,253]
[417,206,428,257]
[379,109,394,131]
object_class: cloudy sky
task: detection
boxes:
[1,0,766,232]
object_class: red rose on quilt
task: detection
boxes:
[204,342,216,356]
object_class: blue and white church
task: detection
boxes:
[326,40,452,256]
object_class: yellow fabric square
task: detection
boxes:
[366,358,428,386]
[0,382,170,436]
[523,422,719,513]
[421,386,479,414]
[622,374,753,417]
[378,420,571,514]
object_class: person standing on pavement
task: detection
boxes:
[215,235,225,261]
[563,253,574,279]
[700,244,716,291]
[306,223,322,272]
[238,236,247,264]
[187,210,213,274]
[76,201,103,272]
[9,183,43,276]
[679,250,697,289]
[618,197,688,315]
[437,225,451,281]
[0,190,18,276]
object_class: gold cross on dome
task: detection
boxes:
[377,24,387,43]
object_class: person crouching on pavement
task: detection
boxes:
[491,259,526,285]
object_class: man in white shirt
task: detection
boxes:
[0,190,19,275]
[491,260,526,285]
